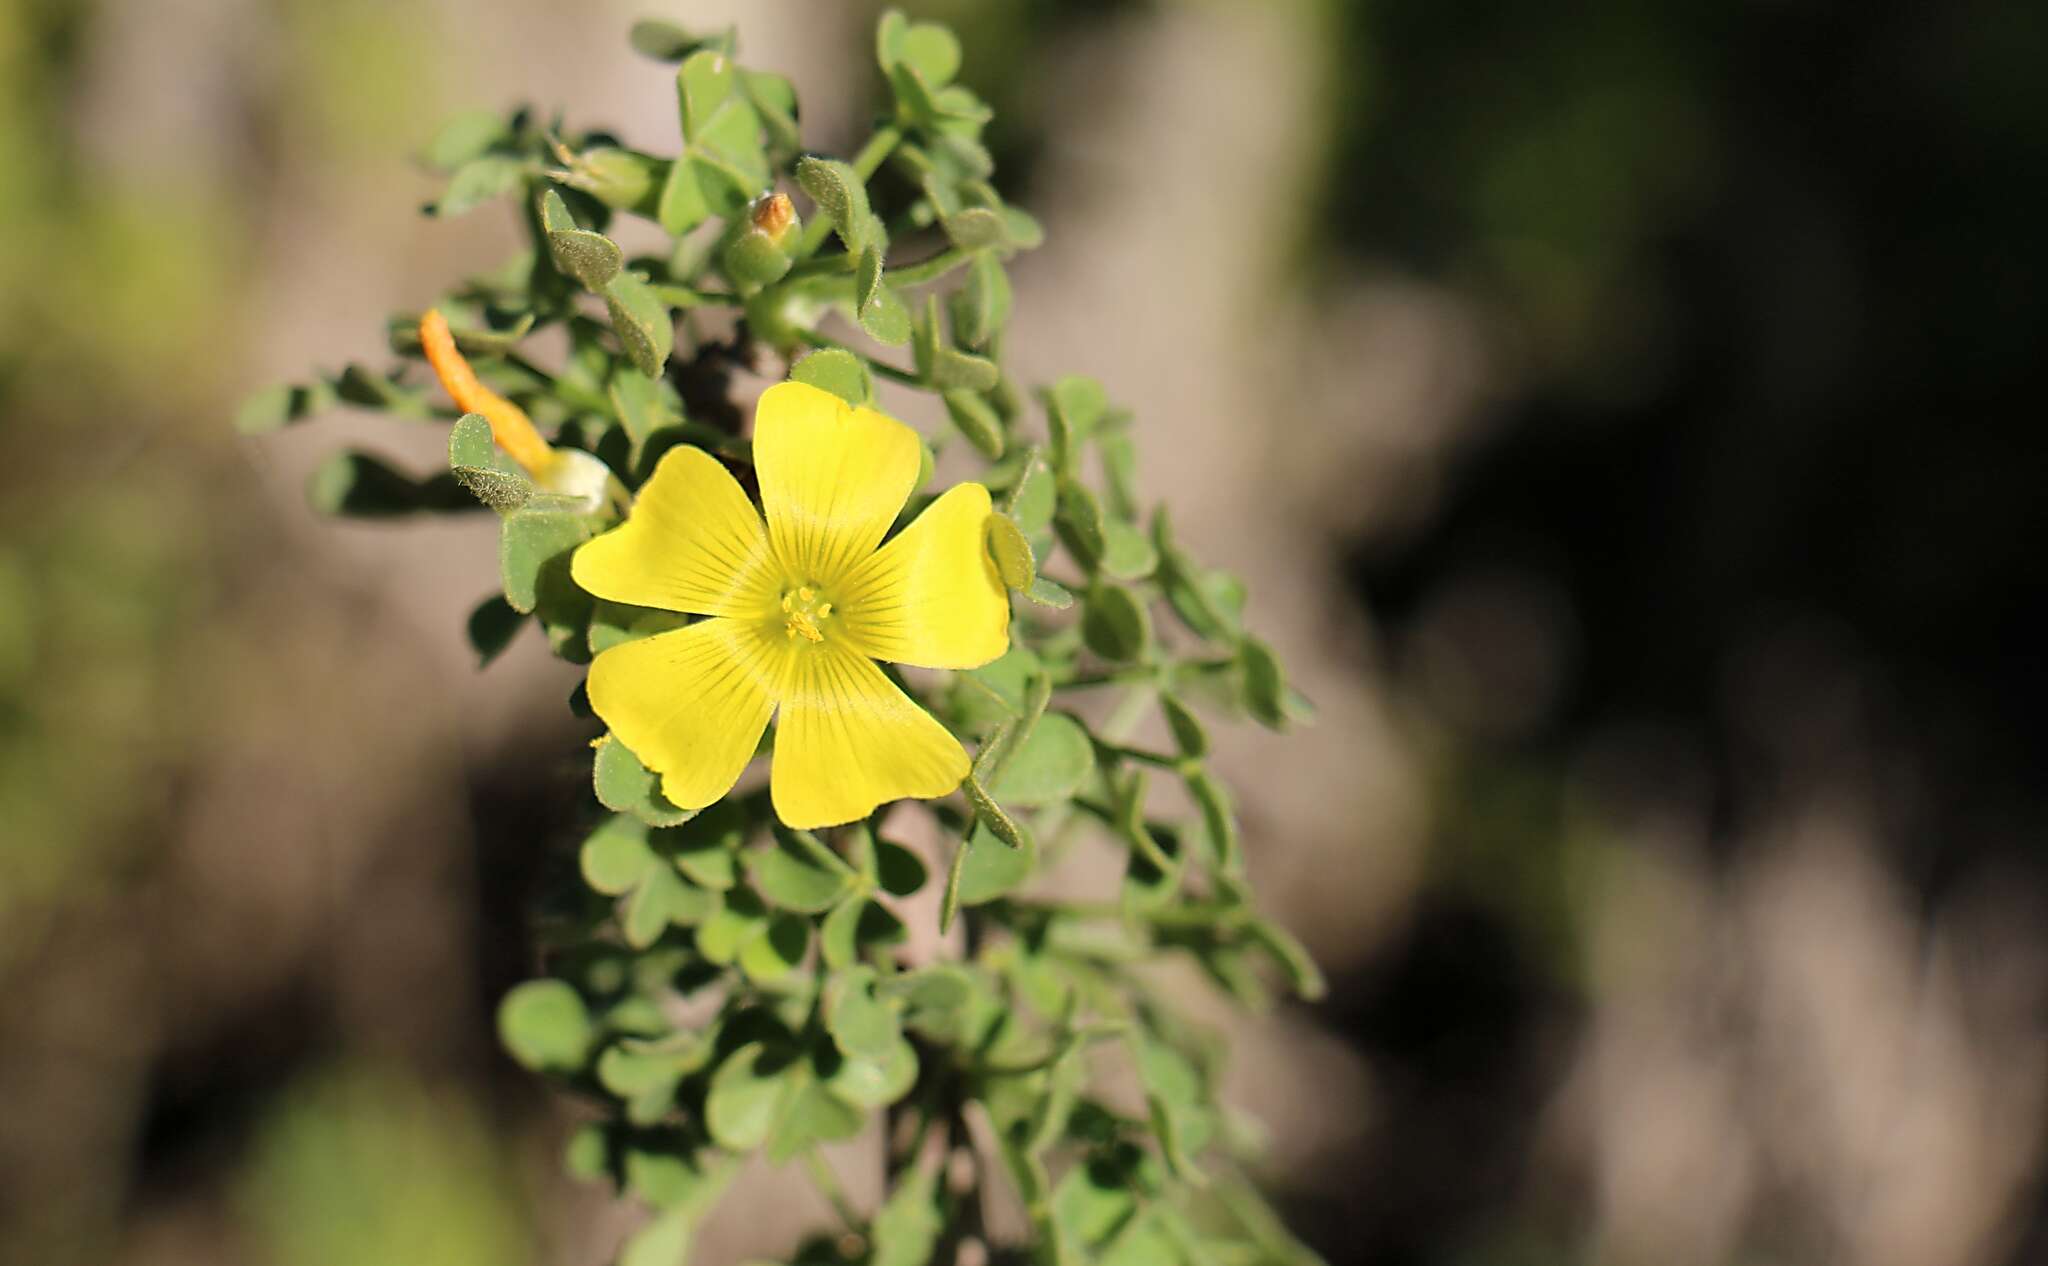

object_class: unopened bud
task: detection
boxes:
[722,193,799,290]
[750,192,800,248]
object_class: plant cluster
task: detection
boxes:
[244,13,1323,1266]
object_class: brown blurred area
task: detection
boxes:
[3,1,2045,1264]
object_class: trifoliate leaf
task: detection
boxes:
[706,1043,788,1151]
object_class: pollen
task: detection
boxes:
[780,585,833,643]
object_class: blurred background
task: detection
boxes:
[3,0,2045,1263]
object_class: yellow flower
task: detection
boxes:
[572,382,1011,829]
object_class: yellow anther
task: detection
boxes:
[781,586,830,643]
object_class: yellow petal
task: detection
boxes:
[752,381,922,587]
[836,483,1011,669]
[770,644,969,829]
[587,617,794,811]
[572,446,780,618]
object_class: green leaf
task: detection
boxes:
[619,1208,692,1266]
[624,866,720,949]
[953,820,1035,906]
[588,600,691,655]
[466,594,524,666]
[705,1042,788,1151]
[953,253,1011,348]
[1082,583,1151,662]
[750,836,854,913]
[824,965,901,1060]
[1246,917,1327,1001]
[422,108,508,170]
[629,18,728,62]
[990,712,1094,806]
[944,390,1005,459]
[1099,518,1159,581]
[876,840,926,896]
[433,154,524,217]
[623,1138,709,1207]
[448,412,535,513]
[1049,375,1107,447]
[766,1078,864,1162]
[1056,478,1107,564]
[737,913,810,983]
[581,814,658,895]
[790,348,872,407]
[858,279,913,346]
[656,151,713,236]
[234,379,336,434]
[594,735,696,828]
[604,272,673,378]
[856,245,886,319]
[980,515,1036,595]
[539,189,623,291]
[333,363,432,417]
[877,11,962,86]
[660,799,748,889]
[695,889,768,964]
[1238,636,1287,729]
[819,897,867,972]
[963,774,1029,851]
[1024,577,1075,609]
[795,157,872,256]
[1160,693,1209,758]
[497,980,592,1073]
[912,294,998,391]
[870,1164,943,1266]
[307,451,459,517]
[741,70,801,160]
[939,205,1008,252]
[1006,451,1056,534]
[1186,769,1239,874]
[826,1035,918,1108]
[500,507,594,613]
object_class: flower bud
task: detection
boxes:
[721,193,799,290]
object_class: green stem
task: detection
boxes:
[886,247,972,288]
[801,1149,864,1233]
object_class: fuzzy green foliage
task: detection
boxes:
[249,12,1322,1266]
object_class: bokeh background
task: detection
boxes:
[4,0,2045,1263]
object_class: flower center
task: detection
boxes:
[780,584,834,643]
